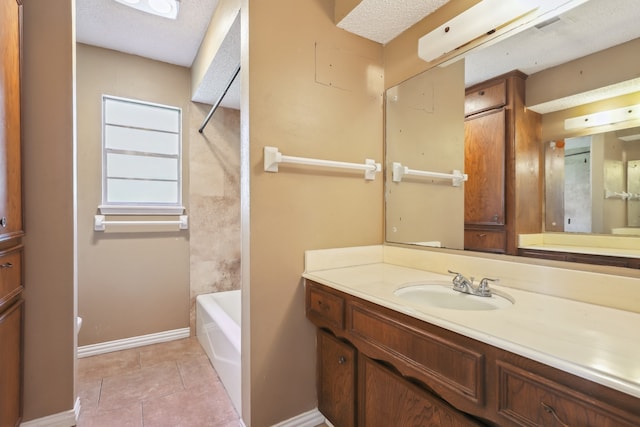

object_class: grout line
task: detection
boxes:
[176,360,187,389]
[97,378,104,408]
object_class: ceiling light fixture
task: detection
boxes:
[418,0,538,63]
[565,104,640,130]
[113,0,180,20]
[418,0,590,65]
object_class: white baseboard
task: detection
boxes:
[272,408,325,427]
[77,327,191,358]
[20,397,80,427]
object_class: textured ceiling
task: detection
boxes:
[76,0,219,68]
[76,0,640,113]
[76,0,242,109]
[337,0,450,44]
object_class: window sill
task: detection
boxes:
[98,205,185,215]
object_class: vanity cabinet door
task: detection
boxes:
[0,298,23,427]
[359,354,483,427]
[497,361,640,427]
[464,108,506,227]
[317,329,356,427]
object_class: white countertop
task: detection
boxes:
[303,262,640,399]
[519,233,640,259]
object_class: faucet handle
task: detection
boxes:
[478,277,498,296]
[448,270,472,280]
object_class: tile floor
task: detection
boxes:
[77,337,241,427]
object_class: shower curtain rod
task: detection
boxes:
[198,64,241,134]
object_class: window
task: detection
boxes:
[100,95,184,215]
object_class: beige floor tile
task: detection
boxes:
[142,382,238,427]
[139,337,205,367]
[98,362,184,410]
[77,378,102,411]
[177,354,219,389]
[78,348,141,381]
[76,338,239,426]
[78,402,143,427]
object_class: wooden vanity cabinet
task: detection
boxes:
[497,359,639,427]
[0,1,24,426]
[0,298,23,427]
[305,280,640,427]
[317,330,357,427]
[464,71,542,255]
[359,354,482,427]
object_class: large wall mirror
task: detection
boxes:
[385,0,640,266]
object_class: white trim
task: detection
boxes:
[98,204,185,215]
[20,398,80,427]
[272,408,326,427]
[77,328,190,358]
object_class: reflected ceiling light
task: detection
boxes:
[113,0,180,20]
[565,104,640,130]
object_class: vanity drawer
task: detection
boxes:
[497,361,639,427]
[306,281,345,331]
[464,229,505,253]
[0,246,23,310]
[465,81,506,116]
[347,300,484,405]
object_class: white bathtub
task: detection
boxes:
[196,290,241,414]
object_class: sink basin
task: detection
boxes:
[393,282,514,311]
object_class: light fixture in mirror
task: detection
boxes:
[565,104,640,130]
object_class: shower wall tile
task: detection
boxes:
[188,103,241,333]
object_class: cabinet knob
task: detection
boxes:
[338,356,346,365]
[0,262,13,269]
[0,217,6,227]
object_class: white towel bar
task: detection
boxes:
[392,162,468,186]
[94,215,188,231]
[264,146,381,180]
[604,190,639,200]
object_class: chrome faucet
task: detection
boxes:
[447,270,498,297]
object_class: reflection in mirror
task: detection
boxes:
[628,160,640,229]
[545,128,640,234]
[385,61,465,249]
[385,0,640,267]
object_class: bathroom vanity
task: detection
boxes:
[303,246,640,427]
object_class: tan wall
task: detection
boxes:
[21,0,76,420]
[244,0,383,424]
[76,44,191,345]
[188,103,241,331]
